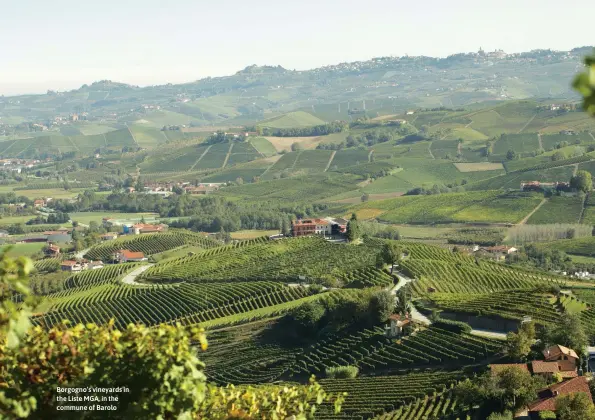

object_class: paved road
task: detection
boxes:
[392,268,508,339]
[74,248,90,260]
[122,264,154,285]
[391,270,432,325]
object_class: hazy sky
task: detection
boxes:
[0,0,592,95]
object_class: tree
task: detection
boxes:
[291,142,303,152]
[496,366,542,410]
[506,149,517,160]
[395,288,411,317]
[505,321,535,361]
[361,193,369,202]
[570,170,593,193]
[369,290,393,324]
[552,150,566,161]
[487,412,513,420]
[555,392,595,420]
[346,213,360,242]
[380,243,404,274]
[538,313,588,356]
[573,53,595,116]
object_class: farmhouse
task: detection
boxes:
[521,181,570,192]
[527,377,592,419]
[101,232,118,241]
[543,344,579,365]
[114,249,147,263]
[61,260,82,272]
[44,244,61,257]
[291,217,348,237]
[130,223,168,235]
[476,246,517,260]
[530,360,578,379]
[385,314,411,338]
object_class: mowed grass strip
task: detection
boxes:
[454,162,505,172]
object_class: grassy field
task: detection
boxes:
[230,229,279,239]
[69,212,159,225]
[258,111,326,128]
[454,162,504,172]
[263,136,323,152]
[0,242,45,257]
[0,214,38,226]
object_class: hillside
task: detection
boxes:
[0,47,591,136]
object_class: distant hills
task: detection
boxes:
[0,46,593,135]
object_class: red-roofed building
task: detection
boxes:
[100,232,118,241]
[385,314,411,338]
[114,249,147,263]
[543,345,579,367]
[132,223,168,235]
[530,360,578,380]
[44,244,61,257]
[61,260,82,272]
[527,377,593,418]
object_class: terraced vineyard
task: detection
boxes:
[34,280,313,330]
[422,291,560,324]
[140,236,381,284]
[351,191,542,224]
[84,230,221,261]
[375,391,466,420]
[315,371,465,419]
[289,326,501,376]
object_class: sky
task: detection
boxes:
[0,0,592,95]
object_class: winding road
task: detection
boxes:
[391,268,507,340]
[122,264,154,285]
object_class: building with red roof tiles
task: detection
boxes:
[543,345,579,365]
[114,249,147,263]
[527,377,592,418]
[530,360,577,380]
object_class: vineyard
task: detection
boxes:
[26,232,595,418]
[375,391,466,420]
[422,291,560,324]
[351,191,543,224]
[315,371,465,419]
[139,236,381,284]
[526,195,584,224]
[33,280,313,330]
[84,230,221,261]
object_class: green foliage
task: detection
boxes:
[487,411,513,420]
[555,392,595,420]
[346,213,360,242]
[431,319,472,334]
[325,365,359,379]
[572,53,595,116]
[537,312,588,355]
[570,170,593,193]
[505,321,536,361]
[539,410,557,419]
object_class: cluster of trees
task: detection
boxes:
[288,289,393,340]
[406,180,468,195]
[204,131,245,145]
[570,170,593,193]
[358,220,401,240]
[506,243,572,271]
[257,121,347,137]
[25,212,69,225]
[445,228,505,247]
